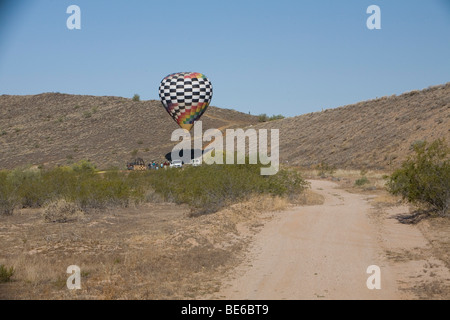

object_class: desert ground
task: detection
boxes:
[1,173,449,300]
[210,179,450,300]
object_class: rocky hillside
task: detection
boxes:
[0,93,258,169]
[1,83,449,171]
[255,83,450,170]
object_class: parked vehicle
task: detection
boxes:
[170,159,183,168]
[190,158,201,167]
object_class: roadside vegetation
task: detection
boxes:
[0,160,308,218]
[387,139,449,216]
[257,114,285,122]
[0,264,15,283]
[316,161,336,178]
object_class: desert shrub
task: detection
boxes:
[265,169,310,200]
[71,160,96,173]
[316,161,336,178]
[1,160,308,217]
[0,171,18,215]
[0,161,144,212]
[258,114,285,122]
[355,176,370,186]
[43,199,84,223]
[8,169,46,207]
[269,114,285,121]
[60,166,136,209]
[77,171,134,208]
[258,114,268,122]
[83,111,92,118]
[410,140,426,150]
[148,164,308,215]
[387,139,450,216]
[0,265,15,283]
[132,94,140,102]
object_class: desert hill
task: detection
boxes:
[255,83,450,170]
[0,93,258,169]
[1,83,449,171]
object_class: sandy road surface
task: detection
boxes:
[213,180,405,300]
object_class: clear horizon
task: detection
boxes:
[1,0,449,117]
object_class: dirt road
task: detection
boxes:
[213,180,449,300]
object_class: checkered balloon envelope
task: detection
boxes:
[159,72,213,131]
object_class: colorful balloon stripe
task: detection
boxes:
[178,102,210,125]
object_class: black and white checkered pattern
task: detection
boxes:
[159,72,213,117]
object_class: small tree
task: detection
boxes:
[387,139,449,216]
[132,94,140,102]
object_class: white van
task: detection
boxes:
[170,160,183,168]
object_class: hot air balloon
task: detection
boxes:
[159,72,213,131]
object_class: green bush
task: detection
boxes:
[83,111,92,118]
[269,114,285,121]
[9,169,46,207]
[0,160,308,217]
[0,161,143,213]
[258,114,268,122]
[132,94,140,102]
[387,139,449,216]
[355,176,369,186]
[0,171,18,215]
[258,114,285,122]
[0,265,14,283]
[316,161,336,178]
[148,164,308,215]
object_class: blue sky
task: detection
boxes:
[0,0,449,117]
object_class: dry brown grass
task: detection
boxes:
[299,169,390,197]
[418,218,450,271]
[0,193,298,300]
[366,188,450,300]
[295,189,325,206]
[42,199,84,223]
